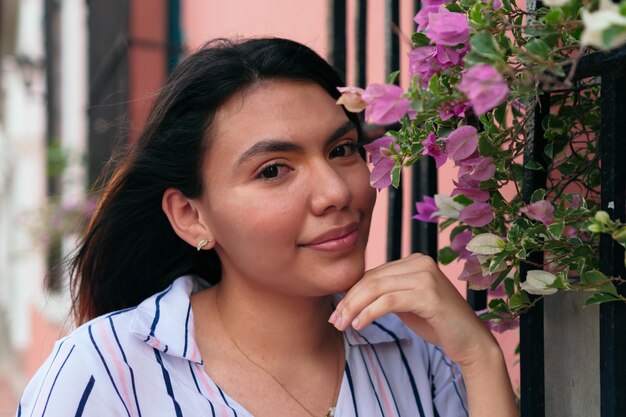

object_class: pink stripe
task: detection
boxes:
[31,341,72,417]
[194,363,230,417]
[356,333,396,416]
[99,322,135,416]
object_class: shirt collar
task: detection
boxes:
[129,276,413,364]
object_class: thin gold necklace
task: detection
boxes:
[215,294,343,417]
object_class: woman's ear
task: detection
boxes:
[162,188,215,250]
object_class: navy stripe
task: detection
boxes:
[17,402,21,417]
[373,322,426,417]
[356,331,402,416]
[217,386,238,417]
[88,325,131,417]
[29,339,66,417]
[74,376,95,417]
[345,362,359,417]
[153,349,183,417]
[40,345,76,417]
[182,302,192,357]
[356,346,385,415]
[149,284,174,337]
[426,343,441,417]
[108,317,142,417]
[187,362,216,417]
[433,347,468,416]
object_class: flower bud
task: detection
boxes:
[612,226,626,244]
[520,270,558,295]
[594,210,611,225]
[587,223,602,233]
[466,233,506,255]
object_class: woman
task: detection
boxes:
[17,38,516,417]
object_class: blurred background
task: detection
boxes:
[0,0,518,414]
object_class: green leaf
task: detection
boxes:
[584,293,619,307]
[525,161,545,171]
[439,217,457,231]
[580,270,606,285]
[411,32,431,48]
[453,194,474,206]
[525,38,550,61]
[504,277,515,298]
[494,102,507,126]
[386,70,400,85]
[469,1,484,25]
[490,266,512,290]
[509,292,531,310]
[547,222,565,239]
[544,143,554,161]
[390,165,402,188]
[470,31,504,62]
[530,188,547,203]
[439,247,459,265]
[491,192,507,210]
[602,25,626,50]
[489,252,509,273]
[450,225,469,241]
[478,135,499,156]
[545,8,564,24]
[558,161,577,175]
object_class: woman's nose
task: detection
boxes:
[309,161,352,216]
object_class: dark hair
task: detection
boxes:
[70,37,362,324]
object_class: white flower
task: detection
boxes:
[433,194,464,219]
[542,0,569,7]
[520,270,558,295]
[581,0,626,50]
[466,233,506,255]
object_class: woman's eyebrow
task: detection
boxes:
[236,120,357,165]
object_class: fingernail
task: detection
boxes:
[335,315,343,329]
[351,316,361,329]
[329,311,338,324]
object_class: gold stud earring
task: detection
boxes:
[196,239,212,251]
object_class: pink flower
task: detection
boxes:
[520,200,555,225]
[456,64,510,116]
[459,201,494,227]
[336,86,366,112]
[412,196,439,223]
[363,136,398,189]
[457,155,496,181]
[425,6,471,46]
[438,101,471,121]
[413,0,447,31]
[434,44,468,67]
[421,132,447,168]
[451,229,473,259]
[362,84,413,125]
[486,314,519,333]
[451,176,490,202]
[444,125,478,162]
[563,225,578,238]
[459,257,498,290]
[408,47,440,84]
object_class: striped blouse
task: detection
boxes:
[17,276,468,417]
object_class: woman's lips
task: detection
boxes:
[301,226,359,252]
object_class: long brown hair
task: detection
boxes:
[70,38,362,324]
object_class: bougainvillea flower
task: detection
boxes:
[520,200,555,225]
[434,45,467,67]
[438,101,471,121]
[361,83,413,125]
[459,257,498,290]
[425,6,471,46]
[457,155,496,181]
[413,0,447,31]
[459,201,494,227]
[451,176,490,201]
[451,229,473,260]
[421,132,447,168]
[456,64,509,116]
[444,125,479,162]
[520,270,558,295]
[485,314,519,333]
[363,136,398,189]
[336,86,366,112]
[412,196,439,223]
[433,194,464,219]
[408,46,440,84]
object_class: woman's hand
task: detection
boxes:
[329,253,518,416]
[329,252,494,367]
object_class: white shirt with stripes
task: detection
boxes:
[17,275,468,417]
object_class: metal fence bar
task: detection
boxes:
[329,0,347,78]
[599,69,626,417]
[385,0,402,261]
[355,0,367,88]
[519,92,550,417]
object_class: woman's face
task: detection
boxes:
[198,79,376,297]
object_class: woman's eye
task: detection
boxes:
[257,163,291,181]
[330,142,358,158]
